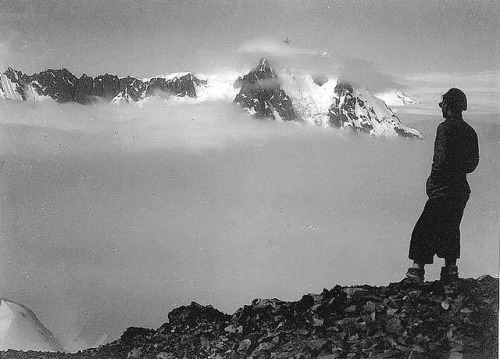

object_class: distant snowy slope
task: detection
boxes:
[328,82,423,138]
[0,298,64,352]
[376,90,417,106]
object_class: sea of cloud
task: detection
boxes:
[0,99,498,350]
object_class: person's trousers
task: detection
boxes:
[409,195,468,264]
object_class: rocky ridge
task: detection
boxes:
[1,276,497,359]
[0,68,206,104]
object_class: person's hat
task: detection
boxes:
[439,88,467,111]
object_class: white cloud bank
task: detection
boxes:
[0,99,315,158]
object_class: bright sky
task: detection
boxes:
[1,1,498,78]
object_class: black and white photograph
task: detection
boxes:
[0,0,498,357]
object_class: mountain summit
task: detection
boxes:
[233,58,300,122]
[234,59,423,139]
[0,298,63,352]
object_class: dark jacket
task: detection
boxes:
[426,116,479,199]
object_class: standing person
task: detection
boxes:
[405,88,479,284]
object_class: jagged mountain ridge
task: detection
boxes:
[0,67,206,104]
[0,60,423,138]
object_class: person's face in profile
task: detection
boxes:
[439,97,451,118]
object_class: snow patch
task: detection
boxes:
[0,298,64,352]
[278,69,337,126]
[24,84,54,102]
[376,91,416,106]
[0,74,24,101]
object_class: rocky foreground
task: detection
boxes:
[1,276,497,359]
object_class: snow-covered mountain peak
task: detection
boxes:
[328,82,423,138]
[395,91,416,104]
[234,58,299,121]
[256,58,272,72]
[231,59,423,138]
[0,298,64,352]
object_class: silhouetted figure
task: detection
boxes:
[405,88,479,284]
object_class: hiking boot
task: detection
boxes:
[403,267,425,284]
[440,265,459,283]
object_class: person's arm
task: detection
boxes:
[463,129,479,174]
[431,123,448,174]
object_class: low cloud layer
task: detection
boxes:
[0,99,305,156]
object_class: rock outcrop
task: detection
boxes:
[1,276,497,359]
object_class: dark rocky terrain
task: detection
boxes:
[1,276,497,359]
[233,58,300,123]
